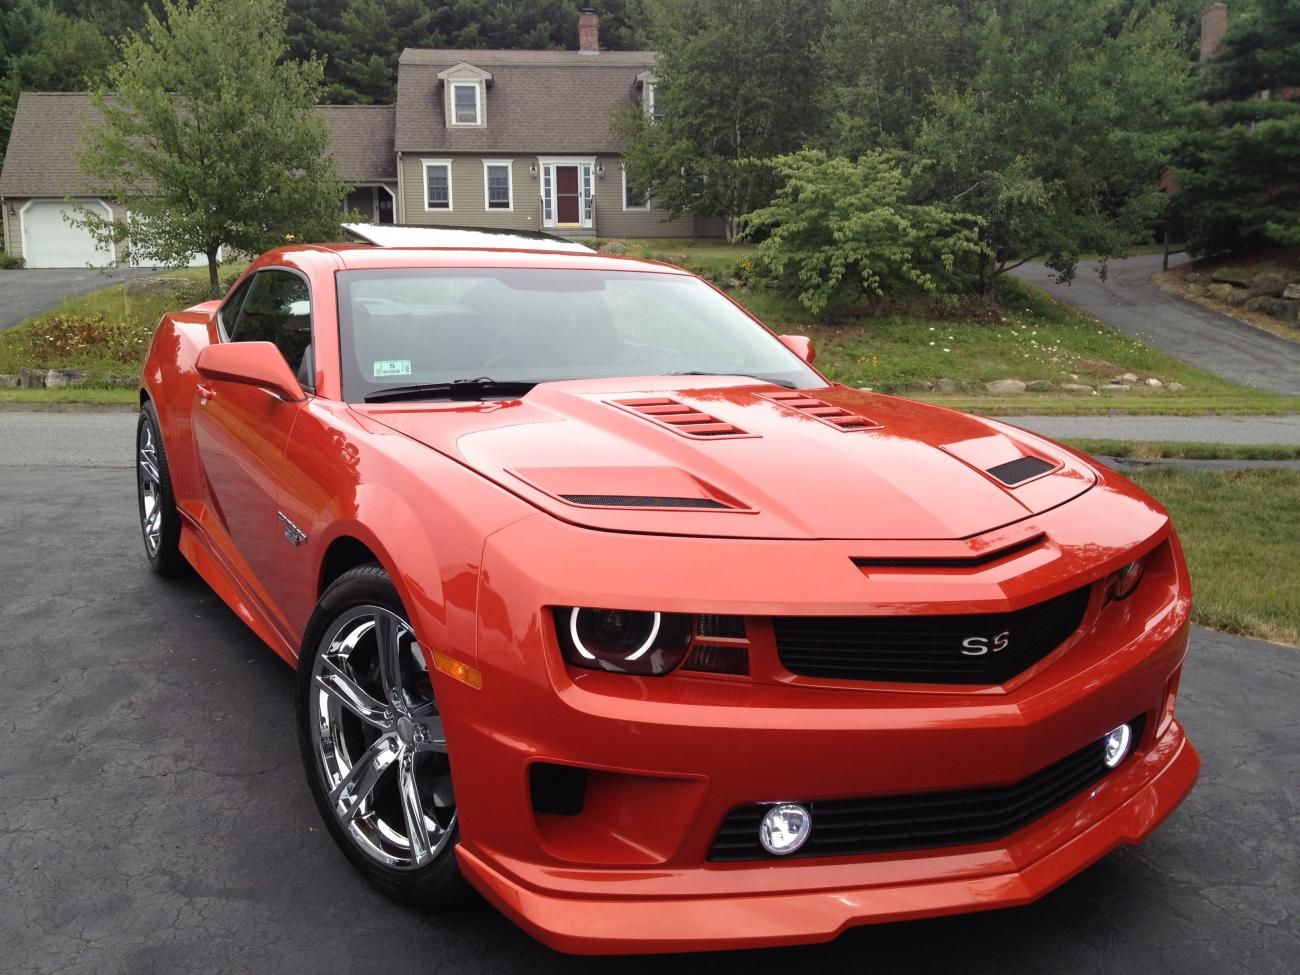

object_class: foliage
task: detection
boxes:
[1174,0,1300,257]
[742,150,983,314]
[285,0,647,104]
[616,0,831,240]
[77,0,348,296]
[912,0,1188,291]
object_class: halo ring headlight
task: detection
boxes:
[568,608,662,661]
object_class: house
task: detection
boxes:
[0,9,714,268]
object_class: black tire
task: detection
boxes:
[296,563,468,908]
[136,400,186,577]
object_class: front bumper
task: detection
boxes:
[431,480,1197,954]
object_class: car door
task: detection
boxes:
[192,267,313,639]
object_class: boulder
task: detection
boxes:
[597,240,628,254]
[1025,379,1055,392]
[1184,271,1211,286]
[985,379,1027,394]
[19,367,46,388]
[935,378,961,394]
[1119,372,1139,383]
[1283,283,1300,301]
[1166,382,1186,393]
[1060,383,1093,393]
[1246,295,1285,315]
[45,368,87,389]
[1205,282,1237,302]
[109,373,141,389]
[0,373,18,388]
[1250,269,1290,297]
[1210,266,1253,287]
[1144,378,1163,388]
[912,380,935,391]
[1100,383,1130,392]
[1225,288,1249,306]
[1185,283,1207,297]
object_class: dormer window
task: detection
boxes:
[636,70,660,122]
[437,63,492,129]
[452,83,480,125]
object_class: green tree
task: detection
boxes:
[1174,0,1300,256]
[616,0,831,241]
[913,0,1187,290]
[78,0,348,296]
[743,150,984,314]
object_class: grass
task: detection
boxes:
[1129,467,1300,647]
[1064,439,1300,461]
[0,387,137,405]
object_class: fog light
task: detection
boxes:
[1103,723,1133,768]
[759,803,811,855]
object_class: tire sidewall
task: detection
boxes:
[136,401,185,576]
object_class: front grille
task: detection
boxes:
[709,716,1145,861]
[773,585,1090,685]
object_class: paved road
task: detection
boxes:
[1,468,1296,972]
[1014,255,1300,397]
[995,414,1300,446]
[0,266,160,329]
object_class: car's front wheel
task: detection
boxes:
[136,401,185,576]
[296,564,465,907]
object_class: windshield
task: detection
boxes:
[334,267,824,402]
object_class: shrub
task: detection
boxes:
[22,314,154,365]
[742,150,984,315]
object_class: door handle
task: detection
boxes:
[197,383,216,402]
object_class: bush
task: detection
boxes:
[21,313,154,365]
[742,150,984,315]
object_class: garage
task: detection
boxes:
[20,199,115,268]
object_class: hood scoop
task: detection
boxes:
[558,494,732,510]
[759,391,879,431]
[987,455,1056,486]
[608,397,753,439]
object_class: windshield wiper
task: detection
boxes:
[667,371,798,389]
[363,377,540,403]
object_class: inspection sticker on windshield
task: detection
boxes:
[372,359,412,378]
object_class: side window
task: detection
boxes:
[229,269,313,385]
[218,274,255,339]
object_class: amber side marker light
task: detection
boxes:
[433,650,483,689]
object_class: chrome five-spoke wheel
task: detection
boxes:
[309,605,456,870]
[137,419,163,557]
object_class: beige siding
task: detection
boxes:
[398,152,709,238]
[4,199,25,258]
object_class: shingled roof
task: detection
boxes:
[0,93,396,197]
[395,48,656,154]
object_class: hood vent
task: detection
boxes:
[609,397,752,439]
[759,391,878,431]
[852,533,1045,570]
[559,494,731,509]
[987,455,1056,485]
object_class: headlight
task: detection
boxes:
[1107,558,1145,601]
[554,607,692,675]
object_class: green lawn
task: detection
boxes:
[1065,440,1300,461]
[1129,468,1300,647]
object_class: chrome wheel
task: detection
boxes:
[137,418,162,557]
[309,605,455,870]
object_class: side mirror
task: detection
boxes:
[779,334,815,365]
[196,341,305,403]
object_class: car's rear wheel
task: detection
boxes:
[297,564,466,906]
[136,401,185,576]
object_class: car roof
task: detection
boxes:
[341,223,596,253]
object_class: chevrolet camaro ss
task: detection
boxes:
[135,229,1198,954]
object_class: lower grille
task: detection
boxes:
[773,585,1091,685]
[709,716,1145,861]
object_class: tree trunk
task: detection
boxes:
[724,215,740,243]
[207,247,221,298]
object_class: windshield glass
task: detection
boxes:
[334,267,824,401]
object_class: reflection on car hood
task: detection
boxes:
[355,377,1096,540]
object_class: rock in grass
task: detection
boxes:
[1282,283,1300,300]
[1167,382,1186,393]
[19,367,46,388]
[1100,383,1130,392]
[1210,266,1253,287]
[0,373,18,388]
[1025,379,1055,391]
[1120,372,1139,383]
[1206,282,1237,302]
[45,368,87,388]
[985,379,1027,394]
[1060,383,1093,392]
[1145,377,1163,387]
[935,378,961,394]
[1251,270,1289,297]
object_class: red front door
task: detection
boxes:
[556,166,580,224]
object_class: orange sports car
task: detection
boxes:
[136,227,1198,954]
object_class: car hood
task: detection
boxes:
[354,377,1096,540]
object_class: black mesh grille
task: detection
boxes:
[558,494,729,509]
[987,455,1055,485]
[773,585,1091,685]
[696,614,747,638]
[709,716,1145,861]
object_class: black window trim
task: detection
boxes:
[220,265,317,393]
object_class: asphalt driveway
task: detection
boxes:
[1014,254,1300,396]
[0,266,160,330]
[0,432,1296,974]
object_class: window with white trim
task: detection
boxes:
[483,160,512,210]
[423,159,452,210]
[452,83,480,125]
[622,163,647,210]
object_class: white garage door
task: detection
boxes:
[21,200,115,268]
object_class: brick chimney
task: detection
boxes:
[1200,3,1228,60]
[579,7,599,53]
